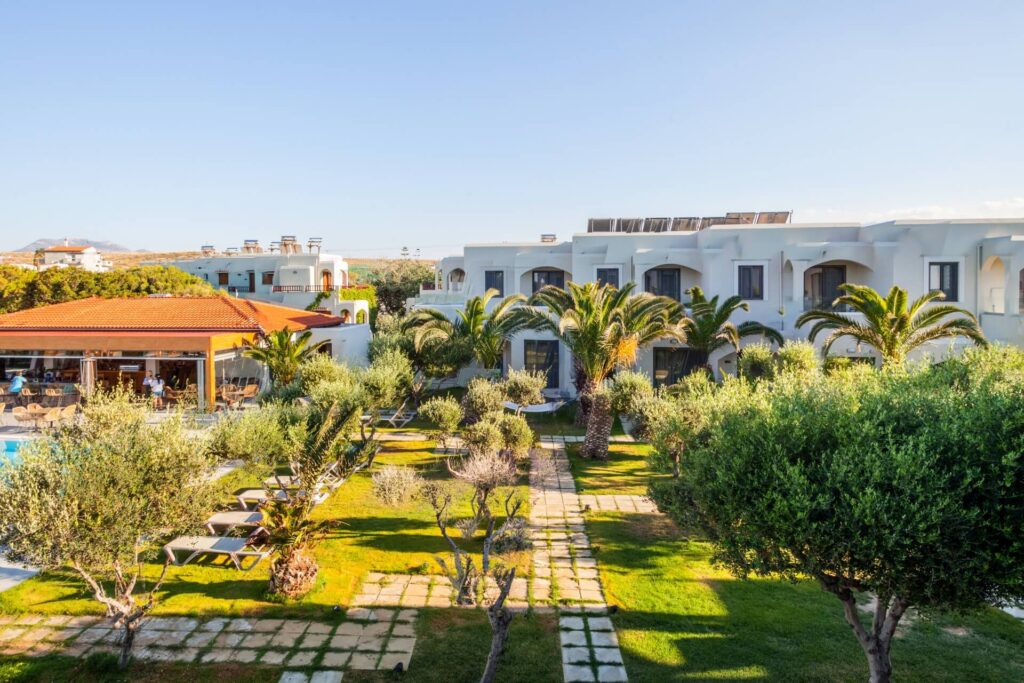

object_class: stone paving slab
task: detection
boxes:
[578,494,659,514]
[0,611,418,673]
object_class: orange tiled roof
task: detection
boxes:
[43,245,92,253]
[0,297,343,333]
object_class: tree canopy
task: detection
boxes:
[364,259,435,315]
[0,264,213,313]
[649,347,1024,683]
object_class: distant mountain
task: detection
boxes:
[15,238,133,253]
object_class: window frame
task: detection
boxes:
[644,267,681,301]
[484,270,505,296]
[926,260,962,302]
[523,339,559,389]
[735,263,766,300]
[216,272,229,286]
[531,269,565,294]
[261,271,275,286]
[595,267,620,288]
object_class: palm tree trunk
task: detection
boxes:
[581,391,612,459]
[573,362,591,427]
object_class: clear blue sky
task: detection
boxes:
[2,1,1022,256]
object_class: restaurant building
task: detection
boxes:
[0,296,369,409]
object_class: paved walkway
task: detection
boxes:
[0,609,417,673]
[532,437,629,682]
[577,494,658,514]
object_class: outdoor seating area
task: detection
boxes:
[2,403,77,431]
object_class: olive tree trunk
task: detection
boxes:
[480,568,516,683]
[832,588,908,683]
[581,391,612,460]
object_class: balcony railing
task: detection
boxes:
[272,285,332,293]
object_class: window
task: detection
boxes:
[804,264,846,310]
[262,271,275,285]
[653,348,704,388]
[596,268,619,288]
[484,270,504,296]
[524,340,559,389]
[737,265,764,300]
[532,269,565,294]
[929,262,959,301]
[216,272,229,286]
[645,268,681,301]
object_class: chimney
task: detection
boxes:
[64,237,69,247]
[540,234,557,243]
[201,244,216,256]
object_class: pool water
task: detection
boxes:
[1,440,22,465]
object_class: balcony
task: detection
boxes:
[272,285,333,293]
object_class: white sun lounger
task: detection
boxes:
[204,510,263,535]
[236,488,329,510]
[162,535,272,571]
[503,400,566,414]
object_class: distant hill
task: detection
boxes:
[15,238,133,253]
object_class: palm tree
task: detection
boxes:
[682,287,783,375]
[515,281,685,459]
[243,327,325,387]
[406,288,527,370]
[796,284,987,366]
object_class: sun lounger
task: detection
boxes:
[204,510,263,535]
[162,534,273,571]
[236,487,328,510]
[503,400,566,414]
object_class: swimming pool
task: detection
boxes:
[1,440,23,465]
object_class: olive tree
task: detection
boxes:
[419,395,464,452]
[650,347,1024,683]
[0,388,217,668]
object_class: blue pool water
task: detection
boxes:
[1,440,22,466]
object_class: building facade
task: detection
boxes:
[171,237,353,314]
[40,245,112,272]
[414,216,1024,392]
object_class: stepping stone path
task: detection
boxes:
[352,572,530,610]
[0,609,418,673]
[532,436,630,680]
[577,494,659,514]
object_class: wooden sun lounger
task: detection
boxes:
[204,510,263,535]
[162,535,273,571]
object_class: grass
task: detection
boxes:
[0,439,531,618]
[566,441,663,496]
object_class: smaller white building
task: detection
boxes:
[40,244,112,272]
[171,236,354,313]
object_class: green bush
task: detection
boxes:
[298,353,353,394]
[207,408,288,467]
[608,370,655,417]
[502,369,546,409]
[738,342,776,381]
[496,413,534,458]
[420,396,463,449]
[461,377,506,424]
[461,419,504,457]
[776,340,820,376]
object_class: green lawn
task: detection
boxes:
[0,440,531,619]
[566,441,663,496]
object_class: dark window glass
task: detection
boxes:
[644,268,681,301]
[929,262,959,301]
[216,272,229,286]
[804,265,847,310]
[262,271,275,285]
[653,348,705,388]
[484,270,504,296]
[532,270,565,294]
[596,268,619,288]
[738,265,764,300]
[524,340,559,389]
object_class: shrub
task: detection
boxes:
[455,517,480,540]
[361,347,413,409]
[492,516,532,553]
[419,396,463,449]
[207,408,287,467]
[738,342,776,381]
[608,370,654,418]
[495,413,534,458]
[461,419,504,457]
[823,355,853,374]
[777,340,820,376]
[502,369,546,409]
[298,354,353,394]
[372,465,425,506]
[461,377,506,424]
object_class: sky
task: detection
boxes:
[1,1,1022,257]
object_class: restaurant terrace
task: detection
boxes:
[0,296,346,409]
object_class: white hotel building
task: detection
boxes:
[413,213,1024,392]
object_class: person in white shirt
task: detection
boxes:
[143,371,154,398]
[151,376,165,409]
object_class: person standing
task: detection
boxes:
[151,376,165,410]
[9,372,25,406]
[142,370,154,398]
